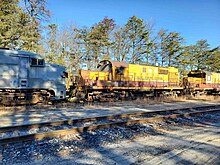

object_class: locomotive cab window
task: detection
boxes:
[159,69,168,75]
[116,67,125,75]
[31,58,38,65]
[31,58,44,66]
[38,59,44,66]
[188,73,205,78]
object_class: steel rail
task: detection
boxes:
[0,105,219,133]
[0,108,219,145]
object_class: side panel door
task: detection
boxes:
[18,57,29,87]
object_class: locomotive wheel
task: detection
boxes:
[86,93,94,102]
[38,95,44,102]
[38,94,48,104]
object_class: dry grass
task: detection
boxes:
[185,95,220,101]
[128,95,220,106]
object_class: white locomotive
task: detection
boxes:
[0,48,67,105]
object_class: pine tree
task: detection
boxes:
[0,0,23,48]
[22,0,50,52]
[205,46,220,72]
[86,17,116,68]
[124,16,152,64]
[193,39,210,70]
[45,24,58,63]
[111,26,130,62]
[158,29,184,66]
[0,0,43,51]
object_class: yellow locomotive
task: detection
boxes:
[185,70,220,94]
[70,60,183,101]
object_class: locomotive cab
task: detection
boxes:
[97,60,129,81]
[187,70,206,88]
[186,70,220,94]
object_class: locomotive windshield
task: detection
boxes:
[188,73,205,78]
[38,59,44,65]
[31,58,45,66]
[97,61,112,72]
[99,64,112,72]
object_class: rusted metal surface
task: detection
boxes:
[98,60,129,68]
[0,105,220,145]
[110,61,129,68]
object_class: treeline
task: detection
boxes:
[0,0,49,51]
[1,0,220,75]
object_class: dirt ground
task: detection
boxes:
[57,122,220,165]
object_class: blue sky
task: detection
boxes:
[47,0,220,48]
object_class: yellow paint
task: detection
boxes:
[211,72,220,84]
[87,71,109,81]
[126,64,179,84]
[80,62,180,87]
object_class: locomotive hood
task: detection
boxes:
[0,49,42,58]
[44,63,67,79]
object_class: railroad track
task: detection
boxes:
[0,105,220,145]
